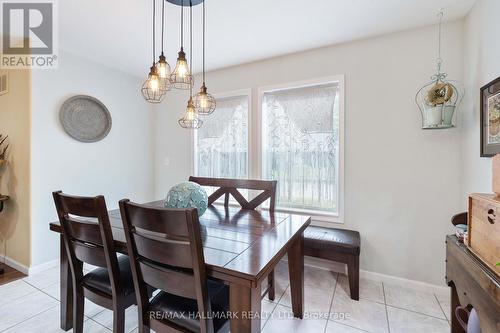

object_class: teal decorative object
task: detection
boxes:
[164,181,208,216]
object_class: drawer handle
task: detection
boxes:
[487,209,496,224]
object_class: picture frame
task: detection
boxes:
[480,76,500,157]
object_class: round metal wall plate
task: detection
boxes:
[60,95,112,143]
[166,0,204,6]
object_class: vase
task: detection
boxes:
[424,106,443,127]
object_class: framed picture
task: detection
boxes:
[481,76,500,157]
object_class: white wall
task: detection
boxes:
[30,51,156,266]
[155,22,464,285]
[461,0,500,201]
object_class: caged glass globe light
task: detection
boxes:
[178,97,202,129]
[170,48,193,90]
[156,52,172,91]
[193,84,216,115]
[141,64,166,103]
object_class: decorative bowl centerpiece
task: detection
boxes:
[164,181,208,216]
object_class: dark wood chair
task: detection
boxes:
[189,176,278,301]
[119,200,230,333]
[52,191,136,333]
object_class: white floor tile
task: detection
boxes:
[325,321,369,332]
[435,290,451,322]
[2,306,110,333]
[0,290,59,331]
[331,288,388,333]
[279,284,334,315]
[92,305,138,332]
[23,266,60,289]
[84,299,107,318]
[0,279,38,307]
[261,299,278,329]
[387,306,449,333]
[41,282,61,301]
[336,274,384,304]
[383,283,445,319]
[304,266,338,290]
[262,304,328,333]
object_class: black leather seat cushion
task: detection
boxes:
[304,226,360,255]
[83,255,135,296]
[148,279,229,333]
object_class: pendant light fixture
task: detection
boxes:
[178,3,202,129]
[170,0,193,90]
[141,0,166,103]
[193,0,216,115]
[156,0,171,91]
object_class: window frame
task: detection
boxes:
[192,76,345,224]
[257,76,345,224]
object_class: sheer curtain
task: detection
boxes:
[196,95,248,179]
[262,83,339,213]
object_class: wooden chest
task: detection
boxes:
[468,194,500,276]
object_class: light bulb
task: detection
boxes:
[193,84,216,115]
[149,74,160,92]
[141,64,165,103]
[156,53,170,79]
[178,98,202,129]
[170,48,192,90]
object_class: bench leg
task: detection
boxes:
[347,255,359,301]
[267,270,275,301]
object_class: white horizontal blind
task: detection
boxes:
[262,83,340,214]
[196,95,249,179]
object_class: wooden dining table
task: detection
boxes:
[50,201,311,333]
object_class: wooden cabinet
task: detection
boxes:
[468,194,500,276]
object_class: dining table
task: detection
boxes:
[49,201,311,333]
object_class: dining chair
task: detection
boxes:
[188,176,278,301]
[119,199,230,333]
[52,191,136,333]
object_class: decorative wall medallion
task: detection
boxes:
[60,95,112,143]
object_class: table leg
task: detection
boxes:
[288,234,304,319]
[229,282,262,333]
[60,235,73,331]
[450,283,465,333]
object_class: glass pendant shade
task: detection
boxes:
[194,84,216,115]
[141,65,166,103]
[170,48,193,90]
[156,52,171,91]
[178,98,202,129]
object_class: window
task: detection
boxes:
[261,80,342,217]
[194,93,249,179]
[193,77,344,222]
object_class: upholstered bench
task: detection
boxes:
[304,226,361,300]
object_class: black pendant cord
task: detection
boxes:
[180,0,184,50]
[152,0,156,63]
[202,0,205,85]
[189,1,193,97]
[161,0,165,53]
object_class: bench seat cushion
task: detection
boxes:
[304,226,360,256]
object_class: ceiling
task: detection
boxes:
[59,0,476,78]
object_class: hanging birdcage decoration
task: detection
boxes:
[415,10,463,129]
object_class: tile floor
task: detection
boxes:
[0,261,451,333]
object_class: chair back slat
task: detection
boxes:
[53,191,122,297]
[139,261,197,299]
[189,176,277,211]
[66,218,103,246]
[73,241,108,267]
[120,199,214,332]
[125,202,190,236]
[133,232,193,268]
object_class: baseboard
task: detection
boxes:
[0,255,30,275]
[28,259,59,275]
[299,256,449,295]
